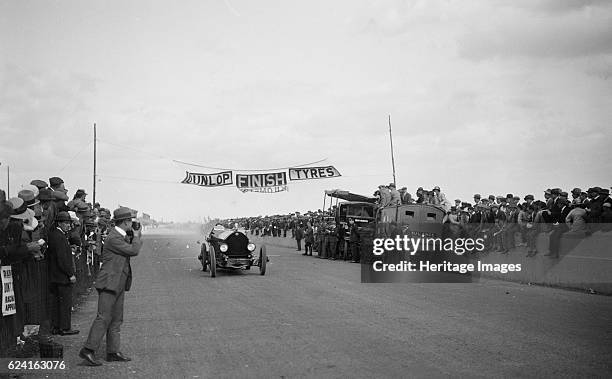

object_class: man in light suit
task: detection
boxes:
[79,207,142,366]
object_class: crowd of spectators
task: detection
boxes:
[217,184,612,263]
[0,177,114,359]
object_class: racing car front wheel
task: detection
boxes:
[259,245,267,276]
[209,246,217,278]
[200,246,207,272]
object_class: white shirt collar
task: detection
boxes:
[114,226,127,237]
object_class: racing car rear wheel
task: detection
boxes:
[259,245,267,276]
[209,246,217,278]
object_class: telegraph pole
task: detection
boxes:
[388,115,397,186]
[7,165,9,198]
[93,123,97,204]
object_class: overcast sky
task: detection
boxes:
[1,0,611,221]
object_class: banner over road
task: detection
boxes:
[180,166,341,191]
[181,171,233,187]
[288,166,341,181]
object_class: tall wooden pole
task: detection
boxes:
[93,123,97,204]
[6,165,9,198]
[388,115,397,186]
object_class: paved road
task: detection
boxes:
[51,229,612,378]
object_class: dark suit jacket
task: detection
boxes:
[94,227,142,293]
[587,196,605,223]
[549,198,563,223]
[47,227,74,284]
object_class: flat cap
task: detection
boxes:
[30,179,48,189]
[49,177,64,187]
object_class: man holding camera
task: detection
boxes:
[79,207,142,366]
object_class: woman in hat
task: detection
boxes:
[17,188,54,338]
[1,198,44,356]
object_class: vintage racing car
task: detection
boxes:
[198,224,268,277]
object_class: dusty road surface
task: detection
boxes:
[48,229,612,378]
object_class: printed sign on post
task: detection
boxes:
[1,265,16,316]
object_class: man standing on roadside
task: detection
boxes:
[47,211,79,335]
[79,207,142,366]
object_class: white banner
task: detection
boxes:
[1,265,16,316]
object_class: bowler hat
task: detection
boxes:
[433,186,440,191]
[550,188,561,195]
[506,193,513,199]
[524,194,534,200]
[488,195,495,200]
[75,188,88,196]
[544,189,552,194]
[30,179,48,189]
[560,191,568,198]
[49,177,64,187]
[601,188,610,195]
[388,183,396,188]
[473,194,481,198]
[18,189,39,207]
[112,207,133,221]
[56,211,72,223]
[571,188,581,194]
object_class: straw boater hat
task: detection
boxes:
[9,197,38,230]
[22,184,40,199]
[8,198,34,221]
[18,189,39,208]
